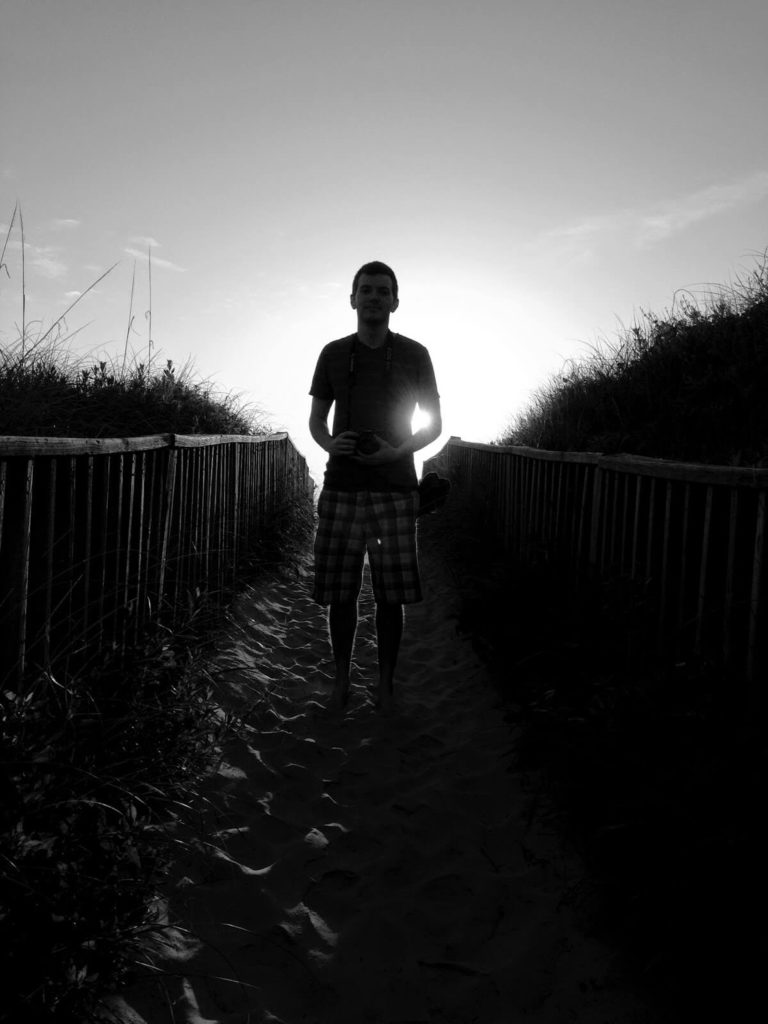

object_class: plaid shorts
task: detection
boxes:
[312,489,422,606]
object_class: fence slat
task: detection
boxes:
[747,491,766,684]
[17,460,35,679]
[694,486,713,658]
[676,483,692,650]
[0,462,6,558]
[723,489,739,667]
[593,466,606,569]
[43,459,57,669]
[157,448,177,617]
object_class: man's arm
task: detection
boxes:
[309,396,358,457]
[355,395,443,466]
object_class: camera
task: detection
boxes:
[355,430,380,456]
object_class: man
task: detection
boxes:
[308,261,442,711]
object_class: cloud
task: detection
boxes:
[124,246,186,272]
[636,171,768,245]
[1,238,68,279]
[50,218,81,230]
[544,170,768,254]
[28,245,67,279]
[64,290,82,299]
[130,235,161,248]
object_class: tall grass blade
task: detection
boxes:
[36,262,119,348]
[146,245,153,376]
[19,203,27,363]
[123,259,136,376]
[0,202,19,284]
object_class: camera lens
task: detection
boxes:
[356,432,379,455]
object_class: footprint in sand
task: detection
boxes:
[103,545,661,1024]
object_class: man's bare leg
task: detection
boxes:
[329,602,357,707]
[376,602,403,711]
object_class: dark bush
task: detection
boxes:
[501,253,768,466]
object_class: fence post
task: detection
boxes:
[157,447,178,620]
[693,486,713,659]
[42,459,57,671]
[723,489,739,668]
[746,489,766,687]
[16,460,35,681]
[593,468,606,573]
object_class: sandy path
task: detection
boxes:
[107,548,659,1024]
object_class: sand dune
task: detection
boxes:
[105,549,659,1024]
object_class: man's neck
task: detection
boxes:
[356,321,391,349]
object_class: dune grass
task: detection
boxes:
[0,337,266,439]
[1,203,266,439]
[500,251,768,466]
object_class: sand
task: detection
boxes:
[104,547,661,1024]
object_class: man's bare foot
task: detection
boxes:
[333,678,350,709]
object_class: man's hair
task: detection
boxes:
[351,261,398,301]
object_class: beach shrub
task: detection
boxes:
[0,341,266,438]
[500,252,768,466]
[1,204,266,439]
[0,619,227,1023]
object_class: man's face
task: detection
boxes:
[350,273,399,324]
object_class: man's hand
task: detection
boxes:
[351,435,402,466]
[327,430,359,457]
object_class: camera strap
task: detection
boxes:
[346,332,394,430]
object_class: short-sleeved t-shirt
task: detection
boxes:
[310,331,439,491]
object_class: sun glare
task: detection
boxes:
[411,406,432,433]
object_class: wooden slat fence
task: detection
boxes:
[0,432,313,685]
[424,437,767,685]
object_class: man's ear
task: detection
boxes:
[391,297,399,313]
[350,293,357,310]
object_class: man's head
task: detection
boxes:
[350,261,399,325]
[351,261,398,302]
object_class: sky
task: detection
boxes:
[1,0,767,485]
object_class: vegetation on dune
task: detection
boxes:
[1,204,267,438]
[501,251,768,466]
[0,341,266,439]
[0,622,228,1022]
